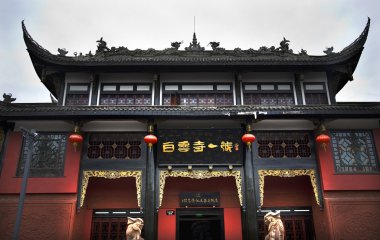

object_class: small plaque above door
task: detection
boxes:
[180,192,220,207]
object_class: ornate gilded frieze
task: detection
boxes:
[159,170,243,207]
[80,170,142,208]
[258,169,320,207]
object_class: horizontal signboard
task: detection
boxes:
[180,192,220,207]
[157,129,243,165]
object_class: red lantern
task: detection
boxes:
[69,133,83,152]
[242,133,256,149]
[144,134,158,151]
[316,134,330,151]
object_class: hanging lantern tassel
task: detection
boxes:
[144,134,158,152]
[69,133,83,152]
[316,134,330,152]
[242,133,256,150]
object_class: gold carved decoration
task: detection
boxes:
[258,169,320,207]
[159,170,243,207]
[80,170,142,208]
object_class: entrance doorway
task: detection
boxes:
[176,208,225,240]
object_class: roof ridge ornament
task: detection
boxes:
[171,41,183,50]
[21,18,370,65]
[277,37,293,53]
[209,42,225,51]
[96,37,109,54]
[185,32,205,51]
[2,93,16,103]
[57,48,68,56]
[323,46,335,55]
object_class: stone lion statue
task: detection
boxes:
[264,211,285,240]
[126,217,144,240]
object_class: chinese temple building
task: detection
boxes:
[1,18,380,239]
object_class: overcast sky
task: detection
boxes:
[1,0,379,103]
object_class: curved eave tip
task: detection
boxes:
[366,17,370,31]
[21,20,26,31]
[361,17,370,43]
[21,20,29,39]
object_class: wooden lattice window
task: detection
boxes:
[65,83,91,106]
[303,83,328,105]
[17,133,67,177]
[243,83,295,106]
[87,133,143,160]
[331,130,379,173]
[99,84,152,106]
[257,209,315,240]
[91,210,143,240]
[162,83,233,106]
[256,132,312,158]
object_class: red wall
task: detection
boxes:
[84,177,139,208]
[0,132,81,194]
[262,176,314,207]
[318,129,380,191]
[224,208,242,240]
[0,194,77,240]
[157,208,176,240]
[324,191,380,239]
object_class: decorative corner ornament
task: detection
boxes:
[2,93,16,103]
[57,48,68,56]
[323,46,335,55]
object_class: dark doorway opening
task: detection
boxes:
[176,208,225,240]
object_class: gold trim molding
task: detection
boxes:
[258,169,320,207]
[159,170,243,207]
[80,170,142,208]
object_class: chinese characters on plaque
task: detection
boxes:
[180,192,220,207]
[162,140,237,153]
[157,129,243,165]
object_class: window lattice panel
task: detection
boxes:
[65,94,89,105]
[331,130,379,173]
[243,93,294,106]
[99,94,152,105]
[162,93,233,106]
[87,134,143,160]
[256,132,311,158]
[17,133,67,177]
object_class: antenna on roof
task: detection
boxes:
[194,16,195,33]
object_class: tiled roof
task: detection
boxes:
[22,18,370,67]
[1,102,379,120]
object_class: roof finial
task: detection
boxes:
[185,16,204,51]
